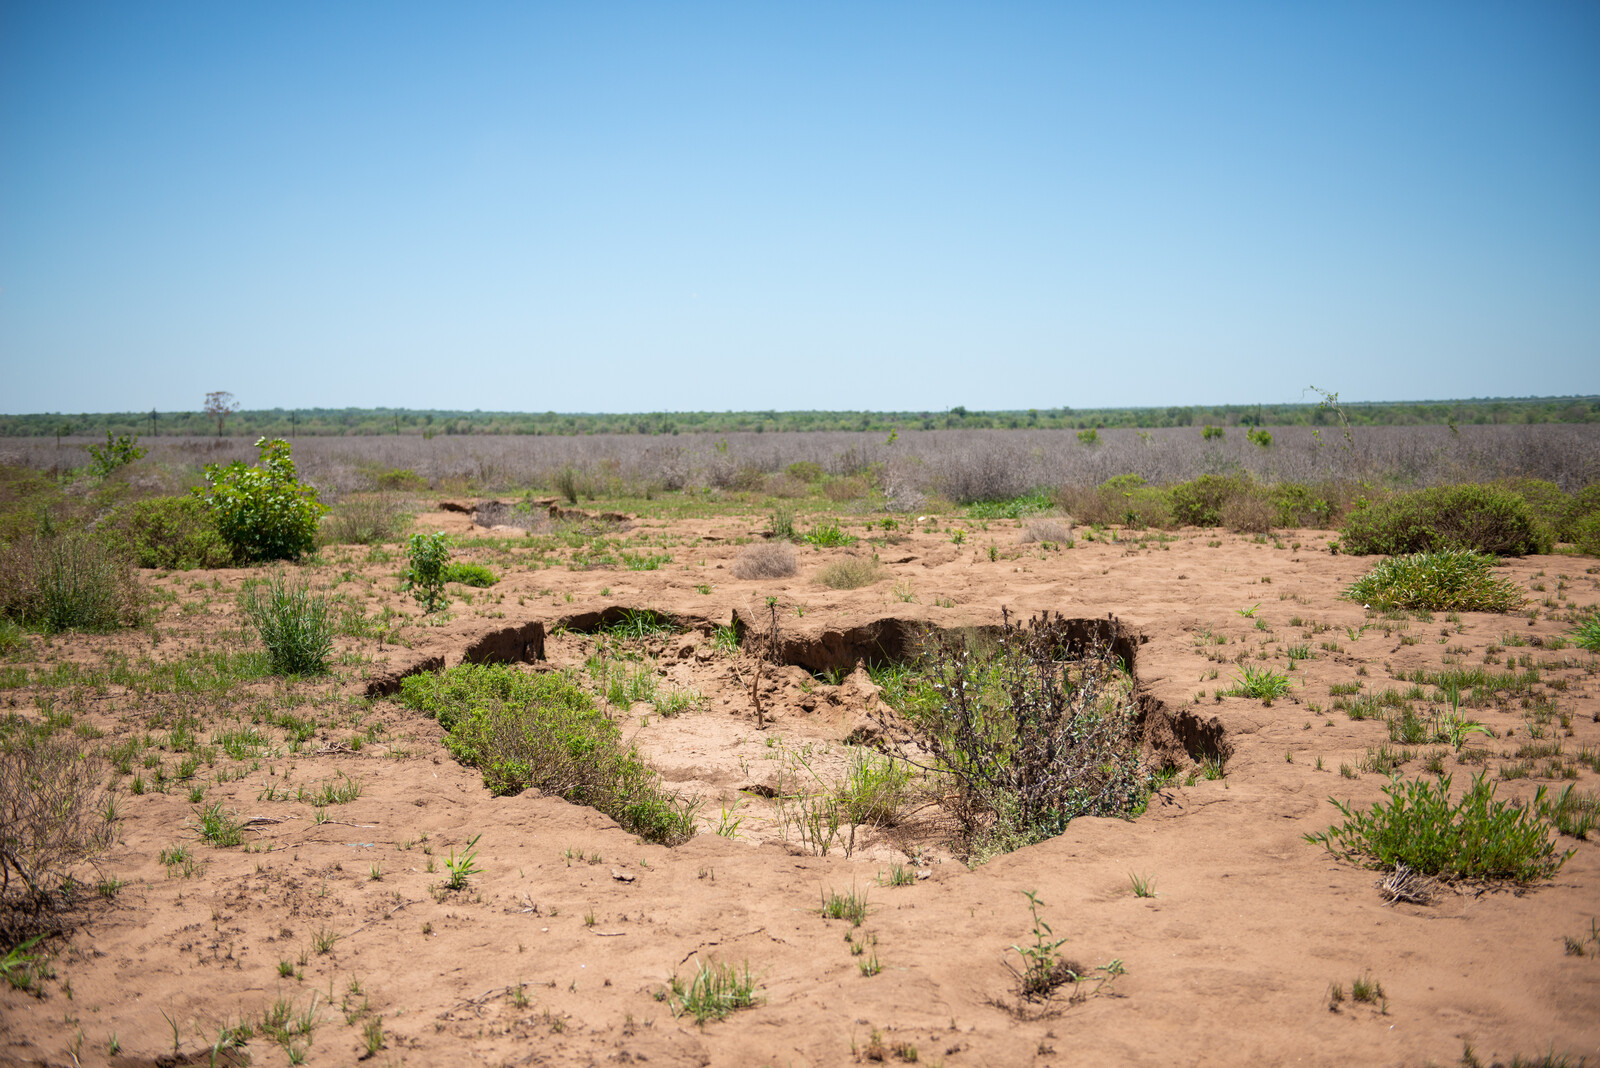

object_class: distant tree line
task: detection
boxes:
[2,396,1596,438]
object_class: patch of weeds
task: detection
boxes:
[816,556,884,590]
[803,522,856,548]
[1227,663,1294,703]
[239,570,333,675]
[444,561,497,587]
[1306,772,1572,883]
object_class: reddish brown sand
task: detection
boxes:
[3,506,1598,1067]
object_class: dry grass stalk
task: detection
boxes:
[1376,862,1437,905]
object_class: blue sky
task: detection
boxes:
[2,1,1596,414]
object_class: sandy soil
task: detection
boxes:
[3,504,1598,1067]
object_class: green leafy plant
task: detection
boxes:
[1076,428,1099,446]
[0,533,140,633]
[1201,425,1226,441]
[1344,551,1525,613]
[444,834,481,890]
[1004,890,1069,999]
[98,496,232,569]
[1570,615,1600,654]
[1246,427,1273,448]
[239,570,333,675]
[403,531,451,613]
[86,431,147,477]
[1306,772,1572,883]
[820,885,870,926]
[804,522,856,548]
[1128,872,1156,898]
[196,437,326,562]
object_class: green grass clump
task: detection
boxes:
[443,561,497,587]
[663,959,762,1024]
[398,664,699,845]
[1340,484,1553,556]
[803,522,856,548]
[1306,772,1571,883]
[599,608,679,639]
[966,491,1053,521]
[1344,551,1524,613]
[1570,615,1600,654]
[1227,664,1294,703]
[239,571,333,675]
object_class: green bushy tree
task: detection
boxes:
[195,438,326,563]
[403,531,451,612]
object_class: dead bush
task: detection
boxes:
[822,476,870,502]
[1221,492,1276,534]
[733,542,797,580]
[320,494,409,546]
[1020,519,1074,545]
[1,730,118,934]
[816,556,884,590]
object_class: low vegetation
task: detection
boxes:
[662,959,762,1024]
[398,664,700,845]
[1340,484,1553,556]
[1306,773,1572,884]
[197,437,326,562]
[0,533,141,634]
[816,556,884,590]
[1344,551,1525,613]
[239,570,333,675]
[732,542,796,580]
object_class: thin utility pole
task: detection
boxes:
[150,409,158,436]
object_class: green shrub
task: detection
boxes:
[1340,484,1552,556]
[444,562,497,587]
[85,431,147,478]
[1496,478,1569,534]
[99,496,233,569]
[0,534,140,633]
[397,665,699,845]
[1169,475,1247,528]
[1201,425,1225,441]
[1344,551,1524,613]
[403,532,450,612]
[1246,427,1272,448]
[1076,428,1099,446]
[239,571,333,675]
[803,522,856,547]
[1561,484,1600,553]
[197,438,327,563]
[1270,483,1339,528]
[1569,512,1600,557]
[1306,772,1571,883]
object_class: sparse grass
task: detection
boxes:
[192,802,244,847]
[444,561,498,587]
[1128,872,1156,898]
[1344,551,1525,613]
[663,959,762,1025]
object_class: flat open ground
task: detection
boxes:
[3,500,1598,1067]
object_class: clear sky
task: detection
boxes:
[2,1,1597,415]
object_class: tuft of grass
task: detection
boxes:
[239,570,333,675]
[663,959,762,1025]
[820,885,870,926]
[1570,615,1600,654]
[1306,772,1572,883]
[1227,664,1294,703]
[1344,551,1525,614]
[816,556,885,590]
[192,802,244,847]
[803,522,856,548]
[1128,872,1157,898]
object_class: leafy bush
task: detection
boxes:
[99,496,233,569]
[1201,425,1225,441]
[1076,428,1099,446]
[732,542,796,580]
[786,461,824,484]
[1344,551,1525,613]
[816,556,884,590]
[1169,475,1247,528]
[1270,483,1339,529]
[0,534,140,633]
[1340,485,1553,556]
[966,491,1053,521]
[403,532,450,612]
[197,438,327,563]
[321,495,408,546]
[239,571,333,675]
[1562,484,1600,555]
[1246,427,1272,448]
[1306,773,1571,883]
[1,728,119,931]
[893,613,1153,856]
[397,665,700,845]
[85,431,146,478]
[1496,478,1569,534]
[444,562,497,587]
